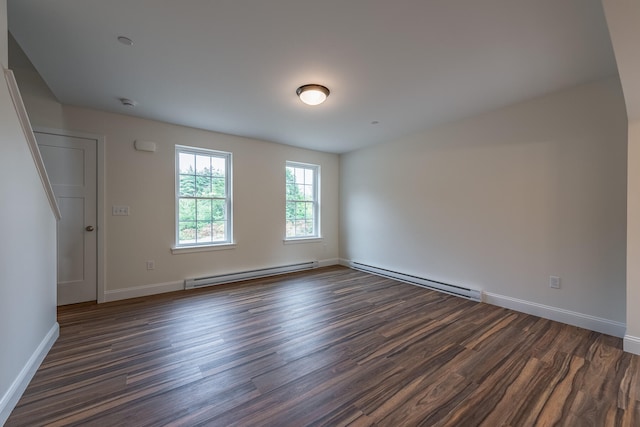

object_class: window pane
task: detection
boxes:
[213,222,226,241]
[197,221,213,243]
[286,202,295,220]
[295,202,305,220]
[197,199,212,221]
[212,178,226,197]
[179,222,196,244]
[179,175,196,197]
[179,199,196,222]
[195,176,212,197]
[297,184,305,199]
[304,185,313,201]
[305,203,314,219]
[177,147,231,246]
[286,221,295,237]
[211,157,226,177]
[286,183,297,199]
[179,153,195,174]
[212,200,226,220]
[293,202,302,220]
[285,162,318,239]
[196,155,211,175]
[295,220,306,236]
[305,221,314,235]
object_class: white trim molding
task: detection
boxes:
[624,335,640,355]
[0,322,59,425]
[33,127,107,303]
[283,238,323,245]
[105,261,342,302]
[318,258,340,268]
[185,261,318,290]
[171,243,237,255]
[103,280,184,302]
[4,69,61,220]
[339,258,351,267]
[483,292,626,338]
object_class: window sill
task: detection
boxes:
[283,237,323,245]
[171,243,237,254]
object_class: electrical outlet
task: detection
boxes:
[112,205,130,216]
[146,260,155,270]
[549,276,561,289]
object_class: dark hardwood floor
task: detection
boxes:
[6,266,639,426]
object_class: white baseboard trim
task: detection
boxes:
[332,260,626,338]
[483,292,626,338]
[103,280,184,303]
[0,322,59,426]
[318,258,341,267]
[104,261,343,302]
[624,335,640,355]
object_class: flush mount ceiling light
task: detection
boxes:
[296,84,330,106]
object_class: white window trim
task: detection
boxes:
[175,145,233,249]
[283,237,323,245]
[171,243,237,254]
[285,161,320,240]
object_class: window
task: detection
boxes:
[176,146,232,247]
[286,161,319,239]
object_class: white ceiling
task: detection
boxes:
[8,0,617,153]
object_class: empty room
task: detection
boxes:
[1,0,640,425]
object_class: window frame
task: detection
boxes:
[285,161,320,241]
[174,145,233,249]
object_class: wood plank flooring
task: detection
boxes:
[6,266,640,426]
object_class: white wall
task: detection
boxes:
[0,2,58,423]
[7,11,629,343]
[0,0,6,66]
[602,0,640,353]
[625,118,640,350]
[341,77,627,325]
[602,0,640,123]
[623,117,640,351]
[11,54,340,300]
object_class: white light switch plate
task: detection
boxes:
[112,205,130,216]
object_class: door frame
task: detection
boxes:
[34,127,106,303]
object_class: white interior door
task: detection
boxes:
[36,132,97,305]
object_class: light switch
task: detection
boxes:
[112,205,130,216]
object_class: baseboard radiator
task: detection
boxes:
[350,261,482,302]
[184,261,319,290]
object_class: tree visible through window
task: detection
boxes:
[176,146,231,246]
[286,162,319,239]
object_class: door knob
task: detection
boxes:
[85,226,95,232]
